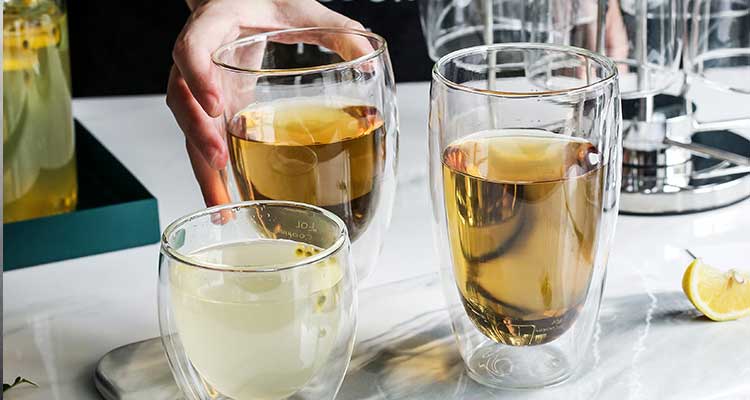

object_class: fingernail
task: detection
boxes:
[210,209,235,225]
[210,211,223,225]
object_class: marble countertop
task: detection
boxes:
[3,82,750,399]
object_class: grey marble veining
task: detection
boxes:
[93,273,750,400]
[340,275,750,399]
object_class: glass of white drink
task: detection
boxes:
[158,201,357,400]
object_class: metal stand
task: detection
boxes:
[619,95,750,214]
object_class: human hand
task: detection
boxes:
[167,0,365,206]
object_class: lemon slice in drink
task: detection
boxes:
[682,259,750,321]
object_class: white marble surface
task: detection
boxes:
[3,82,750,399]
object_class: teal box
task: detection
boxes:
[4,120,161,270]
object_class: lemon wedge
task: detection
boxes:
[682,259,750,321]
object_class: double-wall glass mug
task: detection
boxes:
[159,201,357,400]
[429,43,622,388]
[211,28,399,281]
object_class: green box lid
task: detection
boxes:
[4,120,161,270]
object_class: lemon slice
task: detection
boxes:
[682,259,750,321]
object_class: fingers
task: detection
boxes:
[172,8,228,118]
[268,0,363,31]
[605,0,629,63]
[295,0,374,61]
[263,0,374,61]
[186,139,232,207]
[167,65,227,170]
[167,65,230,206]
[170,0,374,209]
[294,0,364,29]
[173,0,371,119]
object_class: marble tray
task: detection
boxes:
[94,273,750,399]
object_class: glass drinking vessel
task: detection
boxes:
[211,28,399,281]
[429,43,621,389]
[419,0,684,99]
[685,0,750,129]
[158,201,358,400]
[3,0,77,223]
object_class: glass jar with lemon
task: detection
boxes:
[3,0,77,223]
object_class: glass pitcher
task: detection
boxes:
[3,0,77,223]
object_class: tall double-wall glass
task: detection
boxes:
[429,43,621,389]
[159,201,357,400]
[419,0,684,99]
[211,28,399,281]
[685,0,750,129]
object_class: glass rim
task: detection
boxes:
[211,27,387,76]
[160,200,348,273]
[432,42,618,99]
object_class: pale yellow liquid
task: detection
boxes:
[227,99,386,240]
[3,0,77,223]
[442,130,603,346]
[171,240,344,399]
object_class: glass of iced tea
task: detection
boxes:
[429,43,621,388]
[211,28,398,281]
[159,201,357,400]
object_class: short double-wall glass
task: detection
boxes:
[158,201,357,399]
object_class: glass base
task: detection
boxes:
[465,343,573,390]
